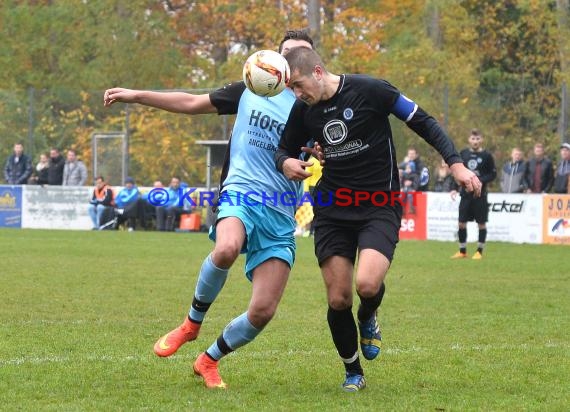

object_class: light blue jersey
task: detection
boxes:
[211,84,303,218]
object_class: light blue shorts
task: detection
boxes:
[209,191,296,281]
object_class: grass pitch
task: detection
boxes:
[0,229,568,411]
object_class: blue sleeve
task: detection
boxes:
[391,94,418,122]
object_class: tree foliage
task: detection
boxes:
[0,0,568,185]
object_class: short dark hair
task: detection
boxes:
[471,128,481,136]
[284,47,324,76]
[278,29,314,53]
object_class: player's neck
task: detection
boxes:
[322,73,341,101]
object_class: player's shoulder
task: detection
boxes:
[343,74,400,107]
[345,74,395,89]
[209,81,248,115]
[210,80,247,101]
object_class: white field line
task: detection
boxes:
[1,342,568,367]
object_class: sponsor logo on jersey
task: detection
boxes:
[323,119,348,145]
[248,110,285,136]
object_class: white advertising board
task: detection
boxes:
[426,192,543,244]
[21,186,92,230]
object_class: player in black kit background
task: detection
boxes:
[274,47,483,392]
[450,128,497,260]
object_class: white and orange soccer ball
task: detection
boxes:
[242,50,290,97]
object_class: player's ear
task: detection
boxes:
[313,65,323,80]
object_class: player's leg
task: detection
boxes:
[315,217,365,391]
[355,249,389,361]
[194,257,290,389]
[355,211,399,361]
[452,197,470,258]
[153,215,246,357]
[321,256,366,391]
[472,195,489,259]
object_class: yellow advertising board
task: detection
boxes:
[543,195,570,245]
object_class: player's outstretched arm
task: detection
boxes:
[450,163,482,197]
[103,88,216,115]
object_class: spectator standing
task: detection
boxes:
[451,129,497,259]
[3,142,32,185]
[524,143,554,193]
[88,176,115,230]
[400,162,419,213]
[33,153,50,185]
[553,142,570,194]
[62,149,87,186]
[500,147,527,193]
[433,159,455,192]
[399,147,429,191]
[47,148,65,185]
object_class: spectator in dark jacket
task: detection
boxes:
[524,143,553,193]
[115,177,146,231]
[3,142,33,184]
[399,147,429,191]
[500,147,527,193]
[48,148,65,185]
[433,159,456,192]
[31,153,50,185]
[553,142,570,194]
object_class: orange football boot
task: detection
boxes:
[193,352,227,389]
[153,317,200,357]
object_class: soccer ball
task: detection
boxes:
[243,50,290,97]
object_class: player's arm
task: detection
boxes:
[103,88,217,115]
[275,105,313,181]
[478,153,498,184]
[390,94,482,196]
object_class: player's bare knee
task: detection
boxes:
[248,306,275,328]
[355,281,379,298]
[212,243,241,267]
[328,294,352,311]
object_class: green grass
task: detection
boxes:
[0,229,568,411]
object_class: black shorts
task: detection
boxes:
[458,193,489,224]
[313,206,402,266]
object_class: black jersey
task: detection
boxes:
[458,148,497,195]
[276,74,462,218]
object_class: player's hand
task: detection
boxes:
[282,158,313,181]
[301,141,325,165]
[450,190,458,201]
[103,88,138,107]
[450,163,482,197]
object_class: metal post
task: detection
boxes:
[124,104,130,184]
[443,84,449,132]
[561,82,568,144]
[206,146,212,191]
[28,87,34,158]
